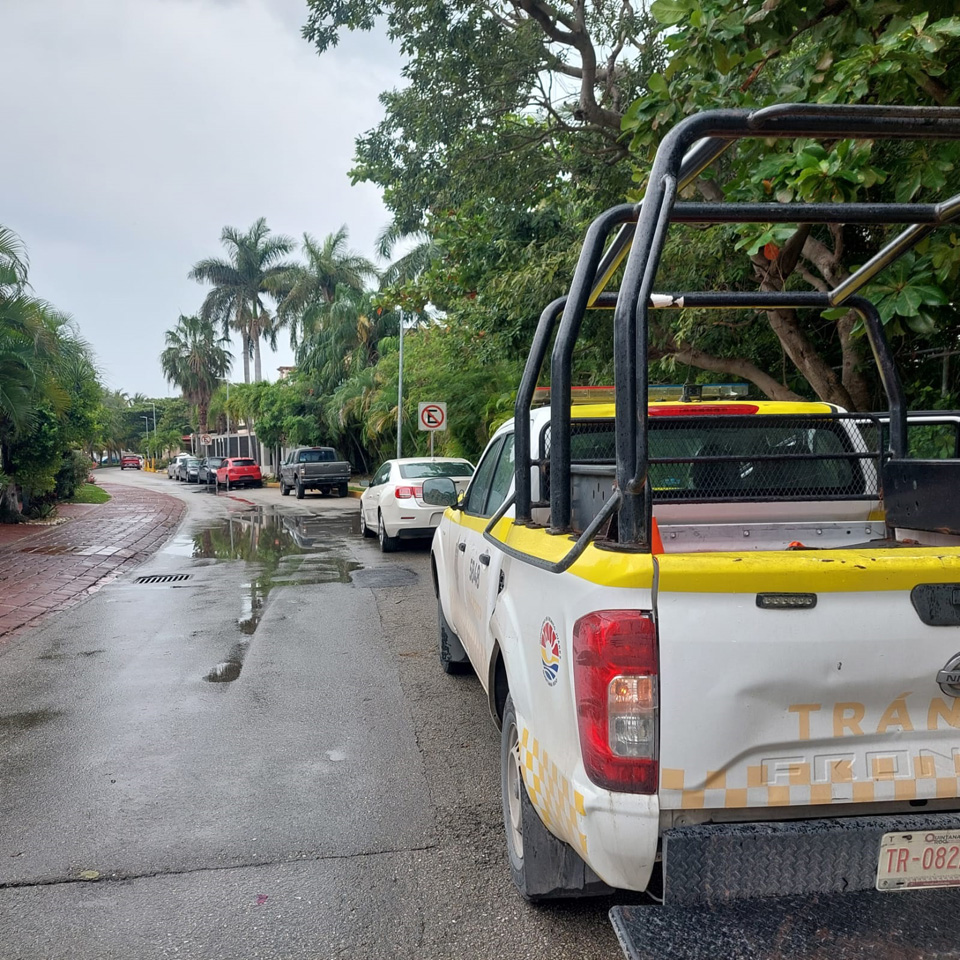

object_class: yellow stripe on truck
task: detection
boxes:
[453,510,960,592]
[657,548,960,593]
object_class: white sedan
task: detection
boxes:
[360,457,475,552]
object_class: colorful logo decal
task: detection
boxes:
[540,617,560,686]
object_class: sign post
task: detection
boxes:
[418,402,447,458]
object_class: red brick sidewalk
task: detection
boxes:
[0,483,184,641]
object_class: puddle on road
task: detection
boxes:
[185,508,362,683]
[205,640,248,682]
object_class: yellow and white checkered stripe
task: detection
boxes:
[661,755,960,809]
[519,724,588,856]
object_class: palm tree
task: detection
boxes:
[277,227,377,349]
[375,221,440,288]
[189,218,294,383]
[0,226,61,435]
[160,315,233,434]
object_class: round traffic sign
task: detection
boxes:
[419,403,446,431]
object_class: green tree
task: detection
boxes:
[1,226,103,518]
[189,218,295,383]
[160,315,233,434]
[618,1,960,408]
[303,0,659,232]
[305,1,960,412]
[278,227,377,349]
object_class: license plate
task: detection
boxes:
[877,830,960,891]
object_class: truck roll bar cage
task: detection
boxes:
[499,104,960,564]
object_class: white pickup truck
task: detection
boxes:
[423,105,960,929]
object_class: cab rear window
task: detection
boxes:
[542,415,880,500]
[298,449,336,462]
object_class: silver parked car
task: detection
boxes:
[168,453,191,480]
[198,457,223,484]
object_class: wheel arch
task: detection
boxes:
[487,641,509,731]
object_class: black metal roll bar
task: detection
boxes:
[501,104,960,565]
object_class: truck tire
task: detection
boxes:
[438,598,471,674]
[319,487,329,497]
[501,694,612,901]
[280,479,289,496]
[378,512,398,553]
[339,481,349,498]
[296,478,304,500]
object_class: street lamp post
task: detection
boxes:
[226,381,231,459]
[396,310,404,459]
[141,416,150,465]
[151,402,157,468]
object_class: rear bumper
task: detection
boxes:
[662,811,960,904]
[397,526,436,540]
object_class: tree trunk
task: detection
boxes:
[764,308,855,407]
[837,310,873,410]
[242,334,251,384]
[254,337,263,383]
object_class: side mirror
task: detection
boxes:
[422,477,459,507]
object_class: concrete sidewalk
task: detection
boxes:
[0,482,184,642]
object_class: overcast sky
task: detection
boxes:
[1,0,403,398]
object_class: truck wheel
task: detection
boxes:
[280,480,289,496]
[359,508,375,538]
[378,512,398,553]
[438,598,470,674]
[501,694,612,901]
[339,481,349,498]
[296,479,304,500]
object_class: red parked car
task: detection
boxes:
[120,456,141,470]
[215,457,263,490]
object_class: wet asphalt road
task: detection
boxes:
[0,470,634,959]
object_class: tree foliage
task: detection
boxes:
[618,0,960,408]
[299,0,960,419]
[160,315,233,434]
[0,225,103,518]
[190,218,295,383]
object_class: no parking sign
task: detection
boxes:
[418,402,447,431]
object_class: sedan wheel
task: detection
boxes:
[378,513,398,553]
[359,507,375,538]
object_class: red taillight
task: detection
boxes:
[395,485,423,499]
[572,610,658,794]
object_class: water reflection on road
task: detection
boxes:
[172,508,362,681]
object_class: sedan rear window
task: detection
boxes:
[400,461,474,479]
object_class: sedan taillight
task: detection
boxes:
[395,485,423,499]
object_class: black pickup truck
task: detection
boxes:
[278,447,351,499]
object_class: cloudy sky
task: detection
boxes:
[1,0,403,398]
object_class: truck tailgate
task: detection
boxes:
[655,549,960,812]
